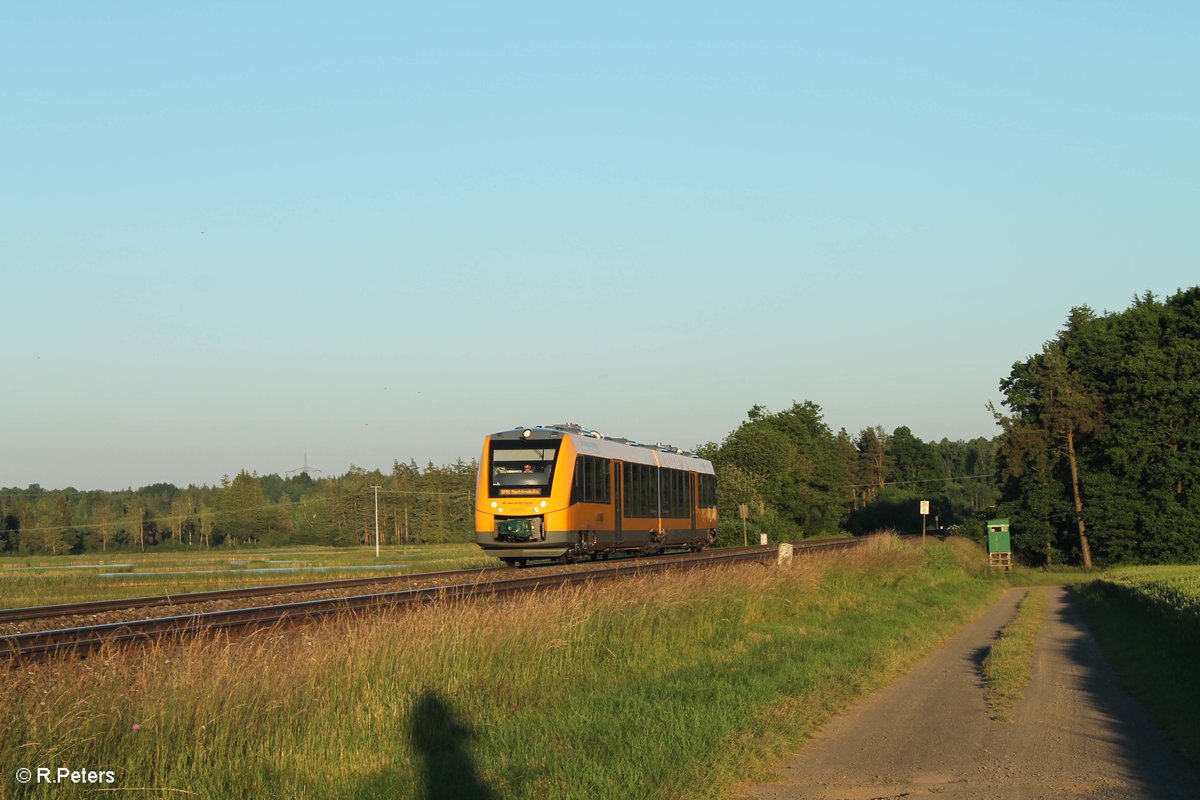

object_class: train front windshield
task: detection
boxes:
[489,443,558,497]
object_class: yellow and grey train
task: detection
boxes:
[475,424,718,565]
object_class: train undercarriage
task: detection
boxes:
[482,526,718,566]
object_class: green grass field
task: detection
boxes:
[1002,566,1098,587]
[0,544,494,608]
[1,537,1002,799]
[1076,565,1200,770]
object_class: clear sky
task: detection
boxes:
[3,2,1196,490]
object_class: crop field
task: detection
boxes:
[1,537,1001,799]
[1096,566,1200,631]
[1077,565,1200,769]
[0,544,493,609]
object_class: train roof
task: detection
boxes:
[488,424,714,473]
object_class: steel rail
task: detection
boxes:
[0,539,864,661]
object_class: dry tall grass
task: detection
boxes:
[2,540,1000,799]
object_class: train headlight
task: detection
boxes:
[540,501,547,508]
[522,428,532,439]
[497,507,504,514]
[490,501,497,508]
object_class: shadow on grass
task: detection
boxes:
[408,690,497,800]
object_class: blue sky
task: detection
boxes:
[3,2,1196,490]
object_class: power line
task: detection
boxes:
[842,473,995,490]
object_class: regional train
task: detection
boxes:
[475,424,718,565]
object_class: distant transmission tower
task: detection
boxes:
[284,452,323,477]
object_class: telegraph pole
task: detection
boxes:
[371,485,381,557]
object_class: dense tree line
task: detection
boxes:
[0,460,476,555]
[994,289,1200,566]
[8,289,1195,564]
[1,417,999,556]
[699,402,998,546]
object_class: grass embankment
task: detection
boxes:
[981,588,1047,721]
[2,537,1001,799]
[0,544,492,608]
[1076,566,1200,770]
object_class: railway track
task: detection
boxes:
[1,539,863,662]
[0,549,765,629]
[0,566,504,624]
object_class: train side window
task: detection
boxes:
[573,456,587,504]
[639,463,645,516]
[665,469,687,518]
[649,465,659,517]
[575,456,610,504]
[659,468,669,517]
[632,464,642,516]
[636,464,652,518]
[632,464,641,516]
[624,463,663,518]
[643,465,651,517]
[678,470,688,518]
[574,455,610,504]
[628,460,638,515]
[649,465,657,517]
[637,465,643,516]
[698,474,716,508]
[595,457,603,502]
[678,470,686,517]
[673,470,680,516]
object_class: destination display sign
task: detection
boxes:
[499,488,541,496]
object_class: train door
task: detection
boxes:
[613,460,623,547]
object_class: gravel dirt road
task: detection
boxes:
[740,585,1200,800]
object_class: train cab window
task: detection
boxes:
[490,444,558,497]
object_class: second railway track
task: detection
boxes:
[0,565,508,628]
[1,539,863,662]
